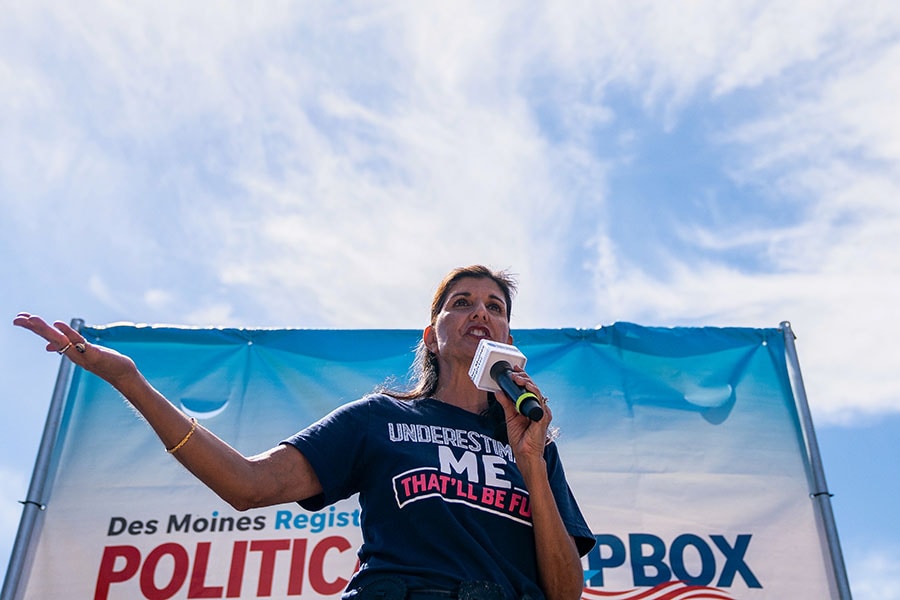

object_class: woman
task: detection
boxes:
[14,265,594,600]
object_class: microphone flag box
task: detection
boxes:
[468,339,527,393]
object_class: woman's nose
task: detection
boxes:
[470,302,489,320]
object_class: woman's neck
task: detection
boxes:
[433,369,489,414]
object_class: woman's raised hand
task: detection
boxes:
[494,365,553,465]
[13,313,137,386]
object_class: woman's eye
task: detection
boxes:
[453,298,470,307]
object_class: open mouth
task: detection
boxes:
[466,326,491,339]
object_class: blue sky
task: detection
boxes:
[2,1,899,596]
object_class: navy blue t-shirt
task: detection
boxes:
[282,394,594,600]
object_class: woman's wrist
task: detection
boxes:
[517,455,548,486]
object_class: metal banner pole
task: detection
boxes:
[1,318,83,600]
[780,321,853,599]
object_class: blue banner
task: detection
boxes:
[16,324,838,599]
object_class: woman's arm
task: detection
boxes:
[13,313,322,511]
[518,457,584,600]
[498,367,584,600]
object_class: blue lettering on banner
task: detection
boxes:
[585,533,762,589]
[274,507,361,533]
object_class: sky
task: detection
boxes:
[1,0,899,597]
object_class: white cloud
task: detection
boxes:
[529,1,900,423]
[670,38,900,422]
[847,546,900,600]
[2,0,899,424]
[185,303,236,328]
[144,289,175,312]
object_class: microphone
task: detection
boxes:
[468,340,544,422]
[490,361,544,421]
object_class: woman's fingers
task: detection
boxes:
[15,313,136,383]
[14,313,91,357]
[14,313,70,352]
[509,367,547,402]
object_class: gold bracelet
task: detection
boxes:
[166,418,197,454]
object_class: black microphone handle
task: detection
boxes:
[490,361,544,422]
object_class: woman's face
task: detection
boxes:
[424,276,513,367]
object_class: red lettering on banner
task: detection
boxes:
[189,542,224,598]
[309,536,352,595]
[226,541,247,598]
[93,537,355,599]
[95,545,141,600]
[141,543,189,599]
[288,538,308,595]
[250,539,291,596]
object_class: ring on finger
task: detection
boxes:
[57,342,73,355]
[74,342,86,353]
